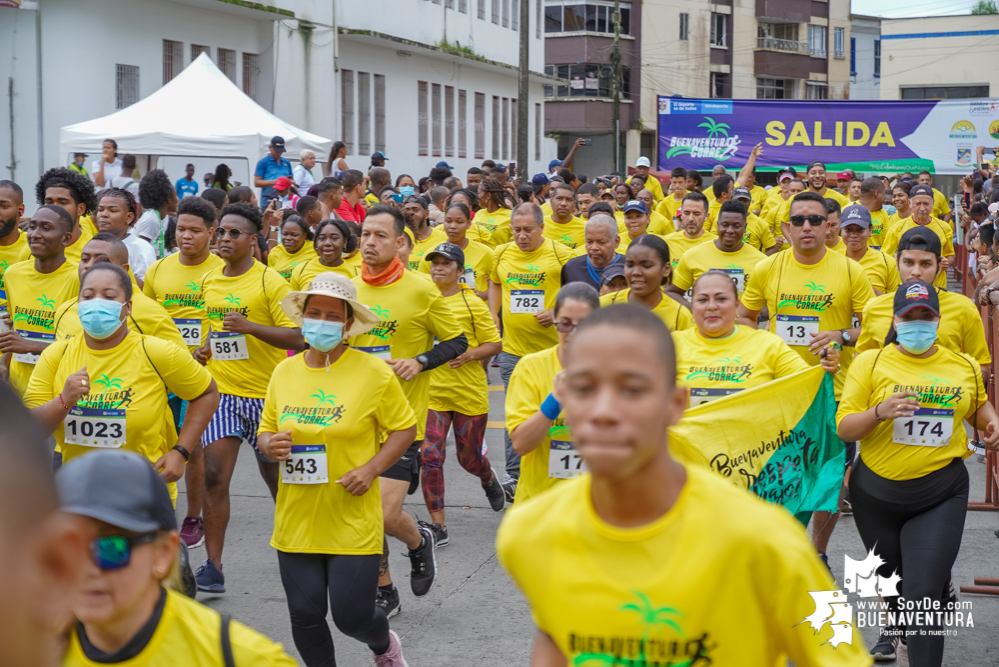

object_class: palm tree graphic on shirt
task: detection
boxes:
[573,591,684,666]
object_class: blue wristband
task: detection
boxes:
[540,393,562,420]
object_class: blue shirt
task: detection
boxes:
[175,177,199,199]
[254,154,293,200]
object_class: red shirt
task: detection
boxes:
[336,198,366,223]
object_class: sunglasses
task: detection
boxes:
[789,215,827,227]
[90,532,160,571]
[216,227,250,239]
[554,320,578,334]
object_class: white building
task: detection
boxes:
[849,14,880,100]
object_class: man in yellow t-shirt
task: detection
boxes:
[498,304,869,667]
[858,177,891,249]
[731,186,777,254]
[0,180,31,313]
[840,204,900,296]
[543,183,586,249]
[636,188,672,235]
[881,184,954,291]
[704,174,735,232]
[805,161,850,210]
[664,192,717,271]
[36,167,97,264]
[917,170,951,221]
[634,156,664,202]
[616,200,667,254]
[402,196,447,270]
[655,167,688,227]
[193,201,305,595]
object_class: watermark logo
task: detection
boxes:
[949,120,976,139]
[798,589,855,647]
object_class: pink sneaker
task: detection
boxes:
[373,630,409,666]
[180,517,204,548]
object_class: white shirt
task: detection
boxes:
[92,158,123,189]
[123,233,156,281]
[293,164,316,196]
[106,175,140,197]
[133,209,161,245]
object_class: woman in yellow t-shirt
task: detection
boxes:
[290,219,356,289]
[675,271,839,408]
[507,282,601,504]
[599,234,693,331]
[266,215,318,281]
[837,280,999,659]
[58,449,297,667]
[257,273,417,666]
[471,179,512,247]
[24,264,218,497]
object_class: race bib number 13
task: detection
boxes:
[775,314,819,347]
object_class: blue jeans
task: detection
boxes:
[497,351,522,481]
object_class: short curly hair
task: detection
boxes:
[219,201,263,233]
[176,196,217,229]
[98,187,138,216]
[35,167,97,215]
[138,169,175,211]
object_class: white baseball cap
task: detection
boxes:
[635,157,651,168]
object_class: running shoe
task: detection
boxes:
[409,524,438,597]
[945,576,959,609]
[373,630,409,667]
[483,468,506,511]
[375,585,401,619]
[419,519,449,547]
[839,491,852,516]
[502,474,518,504]
[195,559,225,593]
[870,627,898,661]
[817,551,831,574]
[180,517,205,548]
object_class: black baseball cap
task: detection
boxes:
[426,242,465,266]
[269,136,286,153]
[909,184,934,199]
[777,166,797,180]
[404,195,428,210]
[732,186,752,203]
[841,204,872,229]
[601,263,626,286]
[57,450,177,533]
[893,280,939,318]
[372,151,389,162]
[622,200,648,214]
[897,226,942,256]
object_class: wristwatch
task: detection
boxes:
[172,444,191,462]
[839,329,852,344]
[416,354,430,370]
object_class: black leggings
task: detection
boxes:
[849,457,968,667]
[276,551,390,667]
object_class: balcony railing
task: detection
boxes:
[756,37,810,54]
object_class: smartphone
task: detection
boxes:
[982,163,991,170]
[581,139,592,146]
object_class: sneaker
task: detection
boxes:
[945,576,959,609]
[180,517,205,548]
[870,627,897,661]
[817,551,830,573]
[502,474,518,504]
[419,519,449,547]
[373,630,409,667]
[195,559,225,593]
[839,491,853,516]
[375,585,401,619]
[409,524,438,597]
[483,468,506,511]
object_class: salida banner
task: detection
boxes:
[657,96,999,175]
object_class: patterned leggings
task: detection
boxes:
[421,410,493,513]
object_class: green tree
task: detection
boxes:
[972,0,997,14]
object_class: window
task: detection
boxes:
[191,44,210,61]
[535,103,541,161]
[374,75,386,152]
[502,97,509,160]
[679,12,689,41]
[218,48,236,82]
[511,97,518,162]
[479,0,485,19]
[757,77,794,100]
[544,1,630,35]
[492,0,499,24]
[418,81,428,156]
[537,0,542,38]
[459,0,466,11]
[475,92,486,159]
[458,90,467,158]
[512,0,519,30]
[901,85,989,100]
[445,86,455,157]
[808,25,827,57]
[242,53,259,101]
[432,83,442,157]
[710,13,727,47]
[544,63,630,99]
[806,82,828,99]
[342,70,355,153]
[115,64,139,109]
[710,72,730,99]
[834,27,844,58]
[162,40,183,85]
[492,96,500,158]
[874,40,881,77]
[850,37,856,76]
[358,72,371,155]
[502,0,509,27]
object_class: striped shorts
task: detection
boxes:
[201,393,267,459]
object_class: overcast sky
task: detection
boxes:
[851,0,980,19]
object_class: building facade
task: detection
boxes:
[849,14,881,100]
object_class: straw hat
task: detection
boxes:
[280,272,380,338]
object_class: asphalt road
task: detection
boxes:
[177,367,999,666]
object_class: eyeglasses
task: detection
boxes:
[554,320,578,334]
[216,227,247,239]
[789,215,827,227]
[90,532,160,571]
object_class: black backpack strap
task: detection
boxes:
[220,614,235,667]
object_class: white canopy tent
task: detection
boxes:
[59,53,331,179]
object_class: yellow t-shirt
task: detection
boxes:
[704,199,722,233]
[540,201,552,217]
[664,230,718,270]
[505,345,571,503]
[63,588,297,667]
[430,287,501,415]
[655,194,684,224]
[79,214,99,238]
[642,175,664,201]
[4,259,80,395]
[931,187,950,219]
[53,292,187,349]
[267,243,319,281]
[419,239,493,293]
[24,332,212,469]
[743,213,776,252]
[647,210,673,236]
[868,208,890,249]
[885,212,910,235]
[0,231,31,311]
[489,239,573,358]
[856,289,991,366]
[410,225,448,271]
[671,241,765,296]
[880,217,954,289]
[258,350,416,554]
[851,248,901,296]
[142,252,225,350]
[64,223,95,265]
[497,465,868,666]
[289,257,355,291]
[542,215,586,250]
[673,326,808,404]
[760,188,787,220]
[600,288,693,331]
[351,270,462,441]
[837,345,985,481]
[202,261,297,398]
[471,207,511,247]
[748,184,768,212]
[341,251,363,277]
[829,238,847,254]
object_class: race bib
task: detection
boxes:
[64,408,126,448]
[510,289,544,314]
[718,267,745,295]
[548,439,586,479]
[892,408,954,447]
[689,387,742,407]
[0,308,9,333]
[281,444,329,484]
[459,266,476,288]
[775,314,819,347]
[13,330,54,365]
[173,318,202,346]
[355,345,392,361]
[210,332,249,360]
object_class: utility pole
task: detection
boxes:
[516,0,530,181]
[610,0,622,174]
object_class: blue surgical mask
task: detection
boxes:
[78,298,125,340]
[399,186,416,197]
[895,319,938,354]
[303,318,344,353]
